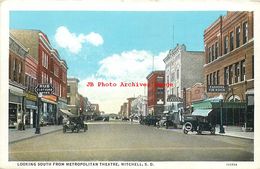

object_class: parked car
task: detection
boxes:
[141,115,160,126]
[183,114,215,135]
[63,116,88,133]
[122,117,129,121]
[103,116,109,121]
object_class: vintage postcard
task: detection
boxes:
[0,0,259,169]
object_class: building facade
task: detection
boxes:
[204,11,254,127]
[163,44,204,102]
[9,34,28,129]
[24,54,38,128]
[67,78,80,115]
[185,83,206,110]
[131,95,148,118]
[11,29,68,125]
[146,71,165,116]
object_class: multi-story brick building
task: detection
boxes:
[11,30,68,125]
[163,44,204,102]
[24,54,38,128]
[185,83,206,110]
[9,34,28,129]
[146,71,165,116]
[204,11,254,127]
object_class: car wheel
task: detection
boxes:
[183,122,192,132]
[183,129,188,134]
[63,127,66,133]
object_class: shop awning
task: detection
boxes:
[192,100,246,109]
[60,109,77,117]
[192,109,212,117]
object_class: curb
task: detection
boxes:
[9,128,62,144]
[215,133,254,140]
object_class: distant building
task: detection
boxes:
[67,78,80,115]
[127,97,136,118]
[163,44,204,102]
[146,71,165,116]
[131,95,148,117]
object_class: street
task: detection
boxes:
[9,121,253,161]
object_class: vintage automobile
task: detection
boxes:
[140,115,160,126]
[63,116,88,133]
[183,114,215,135]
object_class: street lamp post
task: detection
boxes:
[35,93,42,134]
[219,94,225,133]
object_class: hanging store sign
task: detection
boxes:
[207,85,228,93]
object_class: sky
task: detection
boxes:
[10,11,226,114]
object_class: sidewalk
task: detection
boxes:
[9,125,62,143]
[159,125,254,140]
[215,125,254,140]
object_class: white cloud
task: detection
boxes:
[85,32,104,46]
[54,26,104,54]
[78,50,168,114]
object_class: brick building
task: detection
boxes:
[24,54,38,128]
[9,34,28,129]
[185,83,206,110]
[11,30,68,125]
[204,11,254,127]
[146,71,165,116]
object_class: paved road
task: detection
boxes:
[9,121,253,161]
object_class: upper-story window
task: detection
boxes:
[229,65,234,84]
[177,69,179,80]
[241,60,245,81]
[208,47,211,63]
[235,62,240,83]
[236,27,241,48]
[224,67,229,85]
[42,51,48,69]
[224,36,228,54]
[215,42,219,59]
[54,64,59,77]
[230,31,234,51]
[211,44,215,62]
[243,22,248,44]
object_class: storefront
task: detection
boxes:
[41,95,57,126]
[25,91,37,128]
[192,98,246,127]
[9,84,25,129]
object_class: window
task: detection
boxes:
[224,36,228,54]
[229,65,233,84]
[177,69,179,79]
[230,31,234,51]
[207,75,209,86]
[211,44,215,61]
[210,73,213,85]
[243,22,248,44]
[176,87,179,97]
[235,63,240,83]
[236,27,241,48]
[67,86,71,93]
[215,42,219,59]
[217,70,219,85]
[213,72,216,85]
[67,97,71,105]
[224,67,229,85]
[241,60,245,81]
[208,47,211,63]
